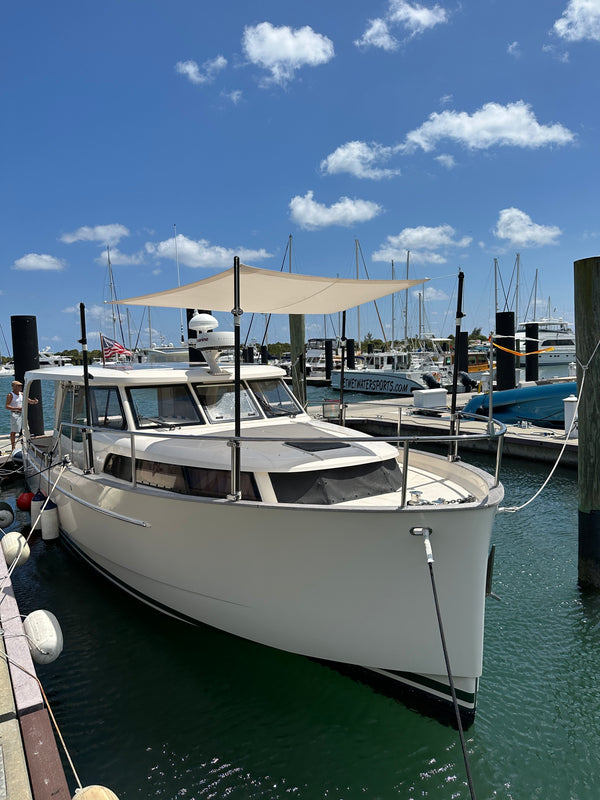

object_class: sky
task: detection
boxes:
[3,0,600,355]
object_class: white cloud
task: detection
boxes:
[507,41,521,57]
[435,153,456,168]
[553,0,600,41]
[401,101,575,152]
[354,19,398,50]
[146,234,272,268]
[356,1,448,49]
[422,286,449,301]
[63,304,105,319]
[320,141,401,179]
[94,248,146,266]
[388,0,448,35]
[493,208,562,247]
[242,22,334,85]
[543,43,570,62]
[289,191,382,230]
[372,224,471,264]
[13,253,66,271]
[175,55,227,84]
[222,89,243,104]
[61,224,129,246]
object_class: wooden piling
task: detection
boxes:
[574,257,600,589]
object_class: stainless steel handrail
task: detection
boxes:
[55,410,506,504]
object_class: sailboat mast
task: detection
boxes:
[391,260,395,348]
[107,245,117,340]
[494,257,498,314]
[355,239,361,352]
[534,269,538,322]
[404,250,410,342]
[174,224,185,344]
[516,252,520,325]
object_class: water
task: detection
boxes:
[2,375,599,799]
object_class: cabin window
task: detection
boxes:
[103,454,259,500]
[127,385,204,429]
[89,387,126,429]
[540,338,574,347]
[185,466,259,500]
[270,457,402,505]
[249,379,302,417]
[193,384,260,423]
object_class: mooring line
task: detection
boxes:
[413,526,477,800]
[500,333,600,514]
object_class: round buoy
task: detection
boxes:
[0,501,15,529]
[41,500,59,541]
[30,491,46,532]
[1,531,30,567]
[23,610,63,664]
[16,492,34,512]
[73,786,120,799]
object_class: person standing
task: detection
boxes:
[5,380,38,451]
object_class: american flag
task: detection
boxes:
[101,334,132,359]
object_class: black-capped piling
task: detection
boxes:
[574,257,600,589]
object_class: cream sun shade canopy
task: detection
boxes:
[114,264,428,315]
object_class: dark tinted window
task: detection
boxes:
[103,454,259,500]
[271,458,402,505]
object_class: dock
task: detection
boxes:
[308,391,578,468]
[0,438,71,799]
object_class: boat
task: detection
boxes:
[38,348,73,368]
[330,348,480,396]
[331,349,431,395]
[515,317,576,367]
[21,263,505,721]
[462,380,577,427]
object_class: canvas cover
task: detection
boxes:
[114,263,428,315]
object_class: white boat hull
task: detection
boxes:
[331,369,425,395]
[28,450,501,712]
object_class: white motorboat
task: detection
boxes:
[516,317,576,366]
[38,348,73,367]
[21,263,505,721]
[331,349,428,395]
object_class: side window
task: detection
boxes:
[59,385,84,443]
[90,387,126,429]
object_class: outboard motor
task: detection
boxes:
[459,371,478,392]
[422,372,441,389]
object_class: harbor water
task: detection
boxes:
[1,374,599,799]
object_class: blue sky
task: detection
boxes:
[3,0,599,354]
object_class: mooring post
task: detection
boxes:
[11,315,44,436]
[495,311,516,390]
[574,257,600,589]
[525,322,539,382]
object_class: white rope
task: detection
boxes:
[499,337,599,514]
[0,463,68,599]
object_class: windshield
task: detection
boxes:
[127,385,204,429]
[193,384,261,423]
[249,379,302,417]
